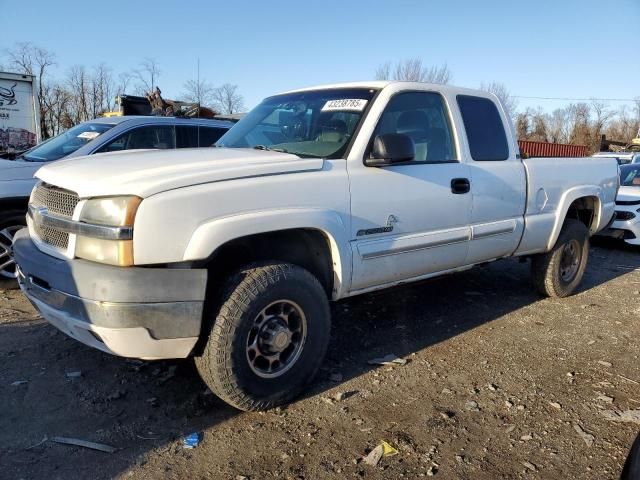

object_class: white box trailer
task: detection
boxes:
[0,71,40,156]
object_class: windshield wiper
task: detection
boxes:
[253,145,291,154]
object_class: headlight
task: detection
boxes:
[75,196,141,266]
[80,196,141,226]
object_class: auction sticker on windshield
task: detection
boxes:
[321,99,368,112]
[77,131,101,140]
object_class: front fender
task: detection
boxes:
[183,208,352,299]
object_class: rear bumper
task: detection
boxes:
[14,228,207,359]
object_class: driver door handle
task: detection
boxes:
[451,178,471,194]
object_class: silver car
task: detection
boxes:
[0,115,233,284]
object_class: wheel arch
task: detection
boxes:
[547,187,602,251]
[184,208,352,299]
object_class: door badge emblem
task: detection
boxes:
[357,215,398,236]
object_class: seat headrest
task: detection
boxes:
[397,110,429,134]
[318,119,347,142]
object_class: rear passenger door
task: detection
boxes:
[456,95,526,264]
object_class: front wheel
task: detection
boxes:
[531,219,589,298]
[195,263,331,411]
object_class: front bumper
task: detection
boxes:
[602,213,640,245]
[14,229,207,359]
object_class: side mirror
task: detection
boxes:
[366,133,415,166]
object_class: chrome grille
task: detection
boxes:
[31,183,79,218]
[30,183,79,251]
[34,224,69,250]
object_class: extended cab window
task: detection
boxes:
[373,92,457,162]
[96,125,176,153]
[457,95,509,161]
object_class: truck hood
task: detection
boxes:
[35,148,325,198]
[0,159,40,181]
[617,186,640,202]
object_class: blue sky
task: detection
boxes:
[2,0,639,112]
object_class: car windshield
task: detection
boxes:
[620,165,640,186]
[22,122,115,162]
[215,88,377,159]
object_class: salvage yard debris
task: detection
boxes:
[573,424,595,447]
[182,432,202,449]
[600,409,640,425]
[367,354,407,366]
[363,440,399,466]
[50,436,116,453]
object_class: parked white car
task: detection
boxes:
[592,151,640,165]
[15,81,618,411]
[601,163,640,244]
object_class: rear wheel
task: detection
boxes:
[0,211,26,289]
[531,219,589,297]
[195,263,331,411]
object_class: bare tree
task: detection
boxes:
[133,58,161,94]
[66,65,91,124]
[480,81,518,118]
[41,83,71,136]
[4,42,57,138]
[546,108,570,144]
[375,58,452,84]
[515,111,530,140]
[374,61,391,81]
[183,78,215,107]
[116,71,134,96]
[590,99,614,144]
[92,63,116,115]
[212,83,244,114]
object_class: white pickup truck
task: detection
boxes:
[14,81,618,411]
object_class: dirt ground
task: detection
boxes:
[1,238,639,480]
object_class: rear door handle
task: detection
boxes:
[451,178,470,194]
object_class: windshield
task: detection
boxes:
[216,88,377,158]
[620,165,640,186]
[23,122,114,162]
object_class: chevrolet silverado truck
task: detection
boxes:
[14,81,619,411]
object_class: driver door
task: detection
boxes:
[348,91,472,293]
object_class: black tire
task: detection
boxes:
[621,433,640,480]
[531,219,589,298]
[195,263,331,411]
[0,210,26,290]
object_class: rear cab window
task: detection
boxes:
[457,95,509,161]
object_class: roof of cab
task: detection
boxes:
[277,80,491,99]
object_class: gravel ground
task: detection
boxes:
[1,239,639,479]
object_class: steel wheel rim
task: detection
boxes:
[560,239,581,282]
[246,300,307,379]
[0,225,23,279]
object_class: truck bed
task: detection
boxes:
[516,156,618,256]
